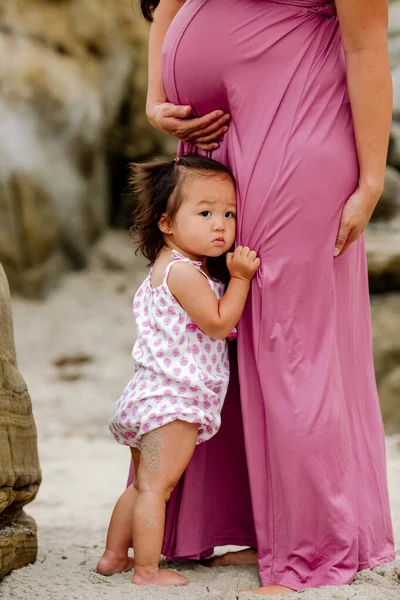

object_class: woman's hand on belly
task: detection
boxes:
[147,102,230,151]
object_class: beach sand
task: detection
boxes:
[3,230,399,600]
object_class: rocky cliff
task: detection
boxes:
[0,0,171,297]
[0,264,41,579]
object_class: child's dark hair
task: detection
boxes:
[130,154,236,265]
[140,1,159,22]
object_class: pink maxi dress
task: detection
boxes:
[128,0,395,590]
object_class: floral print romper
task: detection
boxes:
[109,250,235,449]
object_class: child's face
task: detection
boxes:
[163,173,236,259]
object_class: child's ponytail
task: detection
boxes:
[140,1,160,22]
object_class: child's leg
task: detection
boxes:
[132,421,198,586]
[97,448,140,575]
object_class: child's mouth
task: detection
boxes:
[213,238,226,246]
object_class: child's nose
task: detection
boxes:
[213,218,225,231]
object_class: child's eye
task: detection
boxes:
[200,211,211,217]
[225,211,236,218]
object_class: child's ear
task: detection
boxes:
[158,213,172,235]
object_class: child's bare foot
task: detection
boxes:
[132,567,189,586]
[205,548,258,567]
[96,549,135,575]
[240,585,295,595]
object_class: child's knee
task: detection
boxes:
[134,474,177,503]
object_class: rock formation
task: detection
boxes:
[0,0,172,298]
[0,263,41,579]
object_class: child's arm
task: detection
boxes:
[168,247,260,339]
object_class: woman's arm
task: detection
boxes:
[334,0,392,257]
[146,0,185,112]
[145,0,231,151]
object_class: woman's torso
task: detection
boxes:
[161,0,358,250]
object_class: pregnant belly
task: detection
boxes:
[161,0,344,119]
[162,0,229,115]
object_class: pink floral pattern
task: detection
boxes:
[109,251,234,449]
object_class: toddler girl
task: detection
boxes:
[97,154,260,586]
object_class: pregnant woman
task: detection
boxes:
[129,0,395,594]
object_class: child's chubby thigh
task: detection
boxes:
[133,420,199,501]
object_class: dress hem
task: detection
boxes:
[163,538,257,562]
[261,553,397,591]
[358,553,396,571]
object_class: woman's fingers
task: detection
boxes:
[166,121,222,148]
[337,229,360,257]
[184,111,230,134]
[180,118,230,144]
[150,102,231,150]
[151,102,231,146]
[185,115,230,138]
[195,143,220,150]
[192,126,229,144]
[334,218,352,257]
[334,186,378,258]
[160,103,193,119]
[175,112,230,140]
[334,220,361,258]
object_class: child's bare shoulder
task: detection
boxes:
[168,260,214,304]
[150,253,205,290]
[167,260,206,289]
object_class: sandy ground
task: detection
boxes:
[3,230,400,600]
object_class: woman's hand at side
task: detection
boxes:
[147,102,231,151]
[334,0,391,257]
[333,182,382,257]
